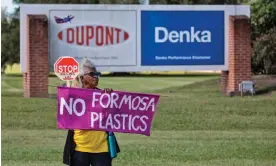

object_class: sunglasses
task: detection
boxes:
[85,72,101,78]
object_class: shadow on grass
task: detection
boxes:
[155,78,221,94]
[1,92,23,98]
[3,73,58,78]
[256,85,276,95]
[3,72,220,78]
[3,74,275,97]
[253,75,276,95]
[2,73,22,77]
[48,93,57,99]
[1,92,59,99]
[156,76,276,97]
[105,72,220,77]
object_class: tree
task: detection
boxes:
[14,0,89,4]
[250,0,276,40]
[1,8,20,72]
[14,0,138,4]
[1,8,10,72]
[14,0,249,4]
[250,0,276,74]
[252,28,276,75]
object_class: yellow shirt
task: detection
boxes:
[73,130,109,153]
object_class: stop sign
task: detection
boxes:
[54,56,79,81]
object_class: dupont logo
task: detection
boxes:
[54,15,74,24]
[57,25,130,47]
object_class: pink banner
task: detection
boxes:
[57,87,160,136]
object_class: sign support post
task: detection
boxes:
[66,81,71,87]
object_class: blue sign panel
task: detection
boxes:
[141,11,225,66]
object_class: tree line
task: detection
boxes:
[1,0,275,74]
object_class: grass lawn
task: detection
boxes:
[2,74,276,166]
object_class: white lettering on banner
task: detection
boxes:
[92,92,101,107]
[121,114,128,130]
[60,97,86,116]
[91,92,156,112]
[128,114,132,130]
[91,112,99,128]
[140,116,149,131]
[113,114,121,129]
[132,115,140,131]
[110,93,119,108]
[155,26,211,43]
[100,93,111,108]
[99,113,105,128]
[91,112,149,132]
[106,114,113,129]
[132,96,141,110]
[119,95,132,110]
[139,97,149,111]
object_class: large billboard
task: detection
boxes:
[20,5,251,72]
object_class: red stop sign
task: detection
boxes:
[54,56,79,81]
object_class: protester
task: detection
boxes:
[63,58,120,166]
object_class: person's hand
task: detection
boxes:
[104,88,113,93]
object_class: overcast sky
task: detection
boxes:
[2,0,18,13]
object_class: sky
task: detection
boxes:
[1,0,18,13]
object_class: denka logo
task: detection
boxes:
[54,15,74,24]
[155,26,211,43]
[57,25,130,47]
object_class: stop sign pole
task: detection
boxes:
[54,56,79,87]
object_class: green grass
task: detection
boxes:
[1,74,215,96]
[2,74,276,166]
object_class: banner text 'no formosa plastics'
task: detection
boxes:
[57,87,160,136]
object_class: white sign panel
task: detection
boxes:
[49,10,137,71]
[20,5,250,72]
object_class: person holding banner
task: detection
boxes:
[63,58,120,166]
